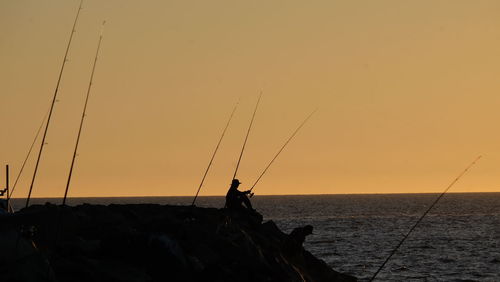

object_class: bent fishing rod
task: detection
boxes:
[63,21,106,206]
[25,0,84,208]
[191,101,239,206]
[232,93,262,180]
[369,155,482,282]
[249,109,317,193]
[8,109,49,200]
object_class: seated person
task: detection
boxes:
[225,179,254,211]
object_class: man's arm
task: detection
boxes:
[241,190,254,197]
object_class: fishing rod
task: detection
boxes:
[232,94,262,180]
[191,101,239,206]
[25,0,84,208]
[4,165,9,211]
[63,21,106,206]
[369,155,482,282]
[8,109,49,200]
[249,109,317,193]
[54,21,107,255]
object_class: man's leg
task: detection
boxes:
[241,195,253,210]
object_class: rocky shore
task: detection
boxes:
[0,204,357,282]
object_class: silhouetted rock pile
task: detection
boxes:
[0,204,357,282]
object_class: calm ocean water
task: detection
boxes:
[10,193,500,281]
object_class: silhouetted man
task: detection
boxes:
[225,179,254,211]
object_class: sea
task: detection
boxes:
[10,193,500,281]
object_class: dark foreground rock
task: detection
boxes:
[0,204,357,282]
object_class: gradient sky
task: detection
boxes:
[1,0,500,197]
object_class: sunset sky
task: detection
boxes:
[1,0,500,197]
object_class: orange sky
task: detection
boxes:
[1,0,500,197]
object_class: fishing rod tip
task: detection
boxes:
[100,20,107,36]
[307,108,319,117]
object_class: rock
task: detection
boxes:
[0,204,357,282]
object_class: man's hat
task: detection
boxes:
[231,179,241,185]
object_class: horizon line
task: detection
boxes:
[9,190,500,199]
